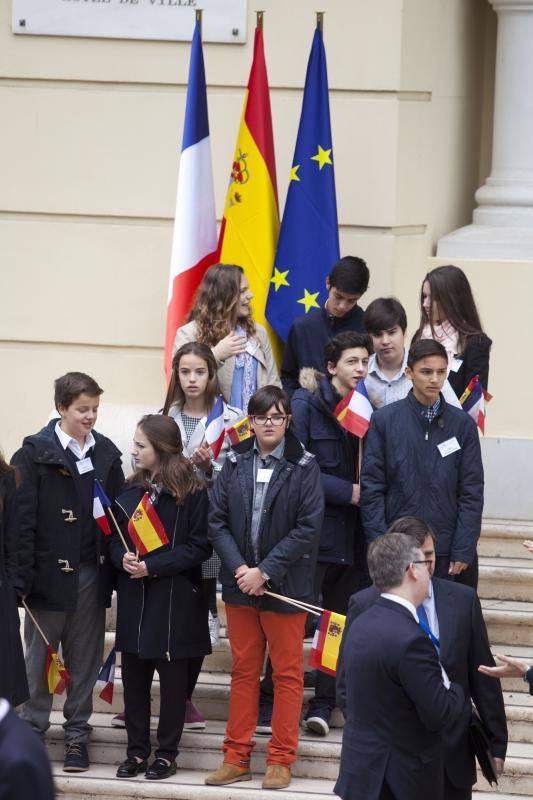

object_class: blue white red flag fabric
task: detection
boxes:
[459,375,492,434]
[95,647,116,705]
[205,395,225,459]
[265,23,339,342]
[164,20,218,380]
[93,480,111,535]
[334,380,373,438]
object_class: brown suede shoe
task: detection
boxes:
[262,764,291,789]
[204,762,252,785]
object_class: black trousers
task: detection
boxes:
[379,782,397,800]
[434,554,478,589]
[443,777,472,800]
[260,559,371,709]
[122,652,203,761]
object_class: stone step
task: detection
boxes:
[482,599,533,647]
[46,714,533,796]
[478,520,533,559]
[479,557,533,602]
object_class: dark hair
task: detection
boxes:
[413,265,484,354]
[54,372,103,411]
[130,415,202,506]
[163,342,219,415]
[364,297,407,335]
[386,516,436,546]
[188,263,255,346]
[407,339,448,369]
[0,449,14,479]
[328,256,369,296]
[324,331,372,370]
[248,385,291,417]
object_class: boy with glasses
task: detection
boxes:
[206,386,323,790]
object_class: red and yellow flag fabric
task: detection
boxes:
[226,416,253,446]
[46,644,70,695]
[308,610,346,676]
[217,23,281,360]
[127,493,169,556]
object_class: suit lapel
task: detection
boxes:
[432,578,454,666]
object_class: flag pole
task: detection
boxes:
[256,10,264,30]
[195,7,202,36]
[264,590,322,616]
[357,436,363,483]
[22,600,51,647]
[107,506,132,554]
[316,11,324,31]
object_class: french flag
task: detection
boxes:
[334,379,374,438]
[460,374,492,434]
[93,480,111,535]
[164,20,218,380]
[205,395,225,460]
[95,647,116,705]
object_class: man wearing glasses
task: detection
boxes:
[337,517,507,800]
[207,386,323,790]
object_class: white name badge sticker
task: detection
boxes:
[257,469,273,483]
[76,457,94,475]
[437,438,461,458]
[450,357,463,373]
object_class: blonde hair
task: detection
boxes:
[189,263,256,347]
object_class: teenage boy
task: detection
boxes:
[361,340,484,589]
[364,296,461,408]
[281,256,370,396]
[206,386,323,790]
[12,372,124,772]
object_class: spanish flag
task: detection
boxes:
[127,493,169,556]
[226,416,253,446]
[308,610,346,676]
[217,18,280,359]
[46,644,70,695]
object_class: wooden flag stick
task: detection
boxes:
[196,8,202,36]
[357,436,363,483]
[106,506,132,554]
[264,590,322,616]
[22,600,51,647]
[256,10,264,30]
[316,11,324,31]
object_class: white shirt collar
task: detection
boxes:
[55,420,95,460]
[0,699,9,724]
[368,349,408,382]
[380,592,418,622]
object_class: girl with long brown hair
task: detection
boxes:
[110,415,211,781]
[412,265,492,399]
[173,263,280,409]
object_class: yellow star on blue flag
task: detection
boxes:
[270,268,290,292]
[297,289,320,313]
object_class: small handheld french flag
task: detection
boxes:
[205,395,225,460]
[334,379,373,438]
[95,647,116,704]
[93,480,111,535]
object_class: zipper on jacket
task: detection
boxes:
[166,510,180,662]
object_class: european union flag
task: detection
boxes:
[265,24,339,342]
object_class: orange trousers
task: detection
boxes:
[223,604,307,767]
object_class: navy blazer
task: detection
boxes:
[334,596,464,800]
[337,579,508,791]
[0,706,55,799]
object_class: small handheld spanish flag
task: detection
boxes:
[46,644,70,695]
[226,416,253,446]
[127,493,169,556]
[459,374,492,434]
[308,610,346,676]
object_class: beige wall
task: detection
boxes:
[0,0,498,456]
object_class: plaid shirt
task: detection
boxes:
[423,396,442,424]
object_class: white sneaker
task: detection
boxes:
[208,611,220,647]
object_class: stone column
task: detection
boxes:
[438,0,533,258]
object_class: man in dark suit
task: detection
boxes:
[334,532,465,800]
[0,699,55,799]
[337,517,508,800]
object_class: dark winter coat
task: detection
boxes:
[11,419,124,612]
[361,392,484,564]
[291,369,361,565]
[110,485,211,660]
[209,430,324,613]
[0,470,29,707]
[447,333,492,399]
[281,305,366,397]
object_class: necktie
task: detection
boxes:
[417,603,440,651]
